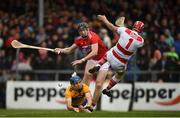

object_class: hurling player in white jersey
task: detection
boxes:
[89,15,145,97]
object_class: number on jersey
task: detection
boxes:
[125,38,133,49]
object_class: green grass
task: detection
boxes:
[0,109,180,117]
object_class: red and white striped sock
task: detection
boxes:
[107,75,120,90]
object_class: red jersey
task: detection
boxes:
[74,31,108,60]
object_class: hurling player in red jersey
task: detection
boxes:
[54,22,110,109]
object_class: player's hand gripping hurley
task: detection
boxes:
[11,40,55,52]
[115,16,125,27]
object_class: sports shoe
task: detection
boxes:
[89,65,100,74]
[102,89,113,97]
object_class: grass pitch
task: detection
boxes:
[0,109,180,117]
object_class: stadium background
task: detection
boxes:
[0,0,180,117]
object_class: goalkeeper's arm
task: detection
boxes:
[66,98,79,112]
[85,92,92,107]
[84,92,93,112]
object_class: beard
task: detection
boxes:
[82,35,88,38]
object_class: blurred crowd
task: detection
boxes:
[0,0,180,82]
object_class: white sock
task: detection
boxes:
[96,63,101,67]
[112,75,120,83]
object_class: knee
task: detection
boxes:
[115,71,125,80]
[83,73,93,82]
[116,68,126,76]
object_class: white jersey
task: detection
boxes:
[106,27,144,70]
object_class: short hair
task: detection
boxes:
[78,22,89,31]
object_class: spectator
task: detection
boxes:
[35,27,47,44]
[0,0,179,82]
[164,29,174,48]
[155,34,169,53]
[99,28,112,49]
[33,43,55,70]
[174,32,180,56]
[32,42,55,80]
[137,47,149,70]
[149,49,162,70]
[11,52,32,71]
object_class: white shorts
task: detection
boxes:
[87,59,110,71]
[106,49,127,70]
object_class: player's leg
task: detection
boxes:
[82,60,96,86]
[102,69,126,97]
[92,70,108,107]
[91,62,110,107]
[102,51,127,97]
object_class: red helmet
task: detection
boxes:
[133,21,144,33]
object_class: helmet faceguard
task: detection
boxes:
[133,21,144,33]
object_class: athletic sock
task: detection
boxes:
[91,103,96,107]
[95,63,101,67]
[107,75,120,90]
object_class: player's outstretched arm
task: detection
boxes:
[54,44,77,54]
[97,15,118,32]
[71,43,98,66]
[83,43,98,61]
[85,92,93,107]
[84,92,93,112]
